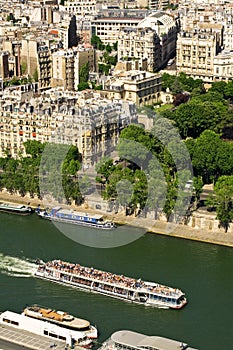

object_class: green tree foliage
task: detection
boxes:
[113,41,118,51]
[79,62,89,84]
[163,100,228,138]
[91,35,105,50]
[95,124,189,219]
[98,63,111,75]
[193,176,203,209]
[214,176,233,232]
[33,69,38,82]
[162,72,204,93]
[77,82,89,91]
[0,142,83,203]
[190,131,233,183]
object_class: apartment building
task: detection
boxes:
[214,50,233,81]
[176,24,223,81]
[91,9,149,45]
[0,88,137,167]
[21,37,52,90]
[51,46,95,90]
[102,64,162,106]
[59,0,97,17]
[149,0,169,10]
[3,40,21,77]
[118,12,178,72]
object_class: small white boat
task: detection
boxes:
[0,203,33,215]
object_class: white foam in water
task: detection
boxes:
[0,254,37,277]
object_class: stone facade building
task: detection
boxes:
[176,24,223,81]
[21,38,52,90]
[102,64,162,106]
[0,88,137,168]
[118,12,178,72]
[51,46,95,90]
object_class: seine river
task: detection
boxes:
[0,212,233,350]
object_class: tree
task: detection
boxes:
[105,44,112,53]
[21,62,27,75]
[33,69,38,82]
[191,130,222,183]
[209,81,227,95]
[95,157,115,182]
[193,176,203,209]
[24,140,45,158]
[113,41,118,51]
[214,176,233,232]
[166,100,228,138]
[79,62,89,84]
[77,82,89,91]
[116,179,133,214]
[91,35,105,50]
[98,63,111,75]
[191,131,233,183]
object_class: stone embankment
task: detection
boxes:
[0,190,233,248]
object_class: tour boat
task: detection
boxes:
[23,305,98,339]
[0,310,93,347]
[0,203,33,215]
[98,330,198,350]
[34,260,187,309]
[36,206,116,229]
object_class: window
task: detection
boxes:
[49,332,58,338]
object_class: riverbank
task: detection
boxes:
[0,191,233,248]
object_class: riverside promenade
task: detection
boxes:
[0,191,233,248]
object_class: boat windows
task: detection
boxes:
[2,318,19,326]
[177,295,185,304]
[58,335,66,341]
[49,332,58,338]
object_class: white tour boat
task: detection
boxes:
[23,305,98,339]
[34,260,187,309]
[98,330,198,350]
[0,310,93,347]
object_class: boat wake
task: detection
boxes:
[0,254,37,277]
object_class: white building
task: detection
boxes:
[213,50,233,81]
[118,12,178,72]
[60,0,97,17]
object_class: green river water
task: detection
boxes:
[0,212,232,349]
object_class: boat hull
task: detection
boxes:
[37,211,116,229]
[0,205,33,215]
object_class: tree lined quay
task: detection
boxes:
[0,74,233,234]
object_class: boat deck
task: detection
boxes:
[0,324,65,350]
[25,306,90,328]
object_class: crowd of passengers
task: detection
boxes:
[39,260,181,296]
